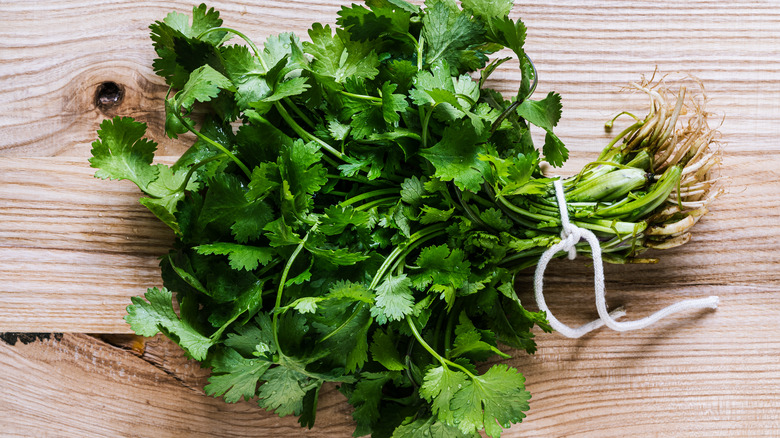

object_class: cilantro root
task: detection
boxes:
[89,1,721,437]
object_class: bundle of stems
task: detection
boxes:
[492,77,722,272]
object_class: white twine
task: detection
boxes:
[533,178,719,338]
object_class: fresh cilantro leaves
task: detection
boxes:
[92,1,575,436]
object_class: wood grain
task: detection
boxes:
[1,0,779,436]
[0,333,354,437]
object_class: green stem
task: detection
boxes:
[605,111,641,129]
[283,97,315,128]
[168,99,251,178]
[370,223,448,290]
[341,188,400,207]
[490,100,521,136]
[272,227,314,356]
[496,195,558,223]
[176,155,225,192]
[421,104,438,149]
[405,315,475,378]
[417,35,424,71]
[275,102,345,160]
[197,27,263,61]
[598,120,644,161]
[319,303,363,343]
[210,311,242,341]
[353,196,399,211]
[325,173,385,186]
[443,302,460,360]
[340,90,382,103]
[199,27,344,166]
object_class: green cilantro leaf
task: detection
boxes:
[263,218,303,247]
[400,176,426,205]
[337,4,393,42]
[419,205,455,224]
[479,208,512,231]
[450,364,531,437]
[381,81,409,125]
[419,120,491,192]
[420,365,469,425]
[225,313,277,356]
[89,117,158,192]
[306,245,370,266]
[221,44,269,109]
[201,173,274,243]
[149,4,227,88]
[304,23,380,83]
[410,244,470,309]
[257,366,311,417]
[205,347,272,403]
[319,205,371,236]
[516,91,563,131]
[346,372,392,436]
[542,130,569,167]
[175,64,235,109]
[461,0,513,18]
[195,243,275,271]
[370,328,406,371]
[422,0,488,73]
[371,273,415,324]
[247,162,281,200]
[392,416,479,438]
[162,4,227,43]
[126,287,213,361]
[450,312,510,361]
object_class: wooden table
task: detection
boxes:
[1,1,778,436]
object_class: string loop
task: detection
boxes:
[533,178,719,339]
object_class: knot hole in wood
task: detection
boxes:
[95,81,124,111]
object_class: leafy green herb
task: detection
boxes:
[91,1,720,436]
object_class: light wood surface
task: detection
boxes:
[1,0,779,436]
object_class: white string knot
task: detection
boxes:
[533,178,719,339]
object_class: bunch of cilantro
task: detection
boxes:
[88,1,632,436]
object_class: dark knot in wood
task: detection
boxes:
[94,81,124,110]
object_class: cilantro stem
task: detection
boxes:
[452,186,490,230]
[340,188,399,207]
[197,27,262,60]
[166,92,252,178]
[405,315,475,378]
[272,226,314,357]
[405,315,444,364]
[340,90,382,104]
[421,104,438,149]
[187,125,252,178]
[417,36,424,71]
[598,120,644,162]
[318,303,365,343]
[325,174,386,186]
[283,97,316,128]
[275,102,346,161]
[489,100,520,136]
[176,155,224,192]
[199,27,344,164]
[353,196,398,212]
[443,304,460,360]
[369,223,448,290]
[210,311,242,341]
[605,111,641,129]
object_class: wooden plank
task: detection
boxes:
[1,320,777,437]
[0,333,354,437]
[1,154,776,332]
[1,0,779,436]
